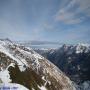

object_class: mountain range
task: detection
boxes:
[35,44,90,88]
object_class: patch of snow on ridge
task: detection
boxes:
[38,85,47,90]
[42,76,51,86]
[78,43,90,47]
[0,63,15,83]
[0,69,11,83]
[0,83,29,90]
[32,53,43,59]
[76,43,90,54]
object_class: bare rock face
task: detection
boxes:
[0,39,75,90]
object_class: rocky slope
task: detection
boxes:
[35,44,90,85]
[0,39,76,90]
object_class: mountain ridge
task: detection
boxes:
[0,39,75,90]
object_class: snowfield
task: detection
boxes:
[0,83,29,90]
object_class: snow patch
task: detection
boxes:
[0,63,15,83]
[0,69,11,83]
[38,85,47,90]
[0,83,29,90]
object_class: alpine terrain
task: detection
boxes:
[35,44,90,90]
[0,39,76,90]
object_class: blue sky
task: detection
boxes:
[0,0,90,44]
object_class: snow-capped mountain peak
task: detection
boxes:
[76,43,90,53]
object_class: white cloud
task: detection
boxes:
[55,0,90,24]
